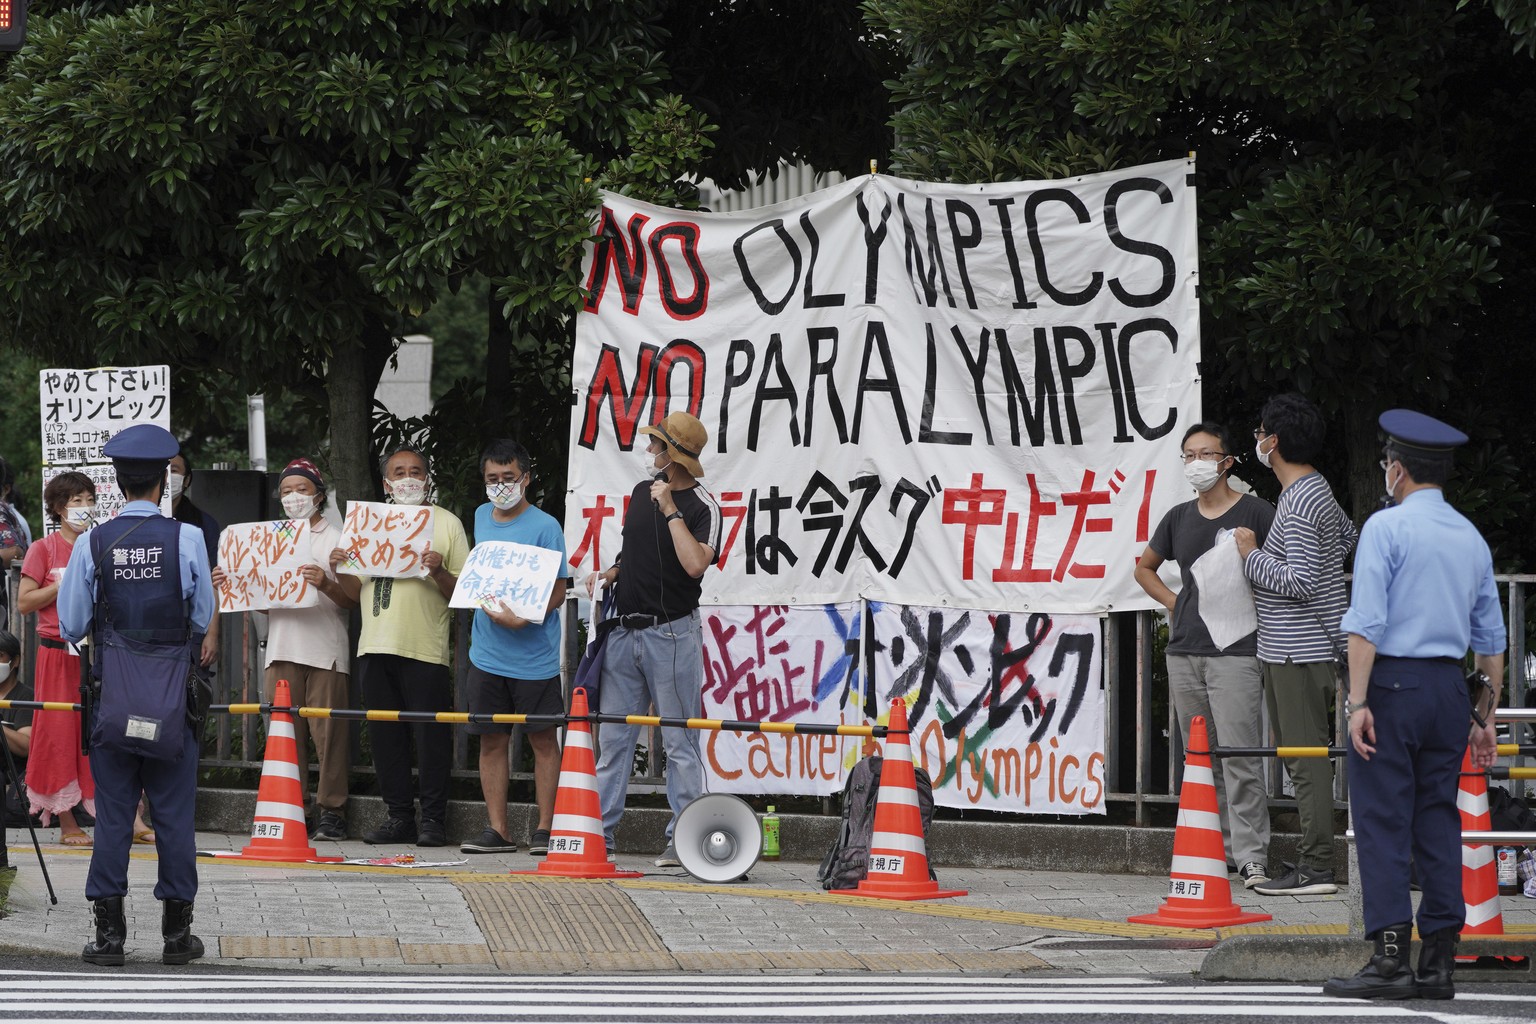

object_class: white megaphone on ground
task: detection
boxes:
[673,794,763,883]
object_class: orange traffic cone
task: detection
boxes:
[834,698,966,901]
[512,687,640,879]
[1458,750,1504,938]
[227,679,340,863]
[1128,715,1270,928]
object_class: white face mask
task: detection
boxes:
[1254,436,1273,469]
[1183,459,1222,493]
[64,505,97,530]
[388,478,428,506]
[640,445,662,479]
[168,472,186,500]
[0,663,12,682]
[486,481,522,511]
[1383,462,1400,505]
[281,492,317,520]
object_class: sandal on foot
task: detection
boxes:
[60,831,92,847]
[133,829,156,845]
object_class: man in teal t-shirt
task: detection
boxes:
[460,439,570,856]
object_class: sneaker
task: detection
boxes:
[460,828,516,854]
[363,816,416,845]
[654,843,681,868]
[1253,861,1337,896]
[529,829,550,856]
[417,819,448,848]
[1238,862,1270,889]
[309,811,347,842]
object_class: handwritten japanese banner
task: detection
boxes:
[216,520,319,612]
[701,604,864,797]
[335,501,434,579]
[700,602,1104,814]
[565,159,1199,613]
[869,602,1104,814]
[39,366,172,532]
[449,541,563,622]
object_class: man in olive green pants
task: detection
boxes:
[1235,394,1357,896]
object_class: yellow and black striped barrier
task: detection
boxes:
[0,699,84,713]
[0,698,889,736]
[1203,744,1536,759]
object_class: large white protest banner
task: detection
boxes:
[867,603,1104,814]
[39,366,171,527]
[700,603,864,797]
[449,541,562,622]
[564,159,1200,613]
[699,602,1104,813]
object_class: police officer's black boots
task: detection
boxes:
[1322,923,1418,999]
[161,898,205,965]
[1415,926,1458,999]
[82,896,127,966]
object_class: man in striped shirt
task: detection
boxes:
[1234,393,1357,897]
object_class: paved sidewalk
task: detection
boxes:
[3,830,1535,975]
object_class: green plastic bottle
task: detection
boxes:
[761,805,780,860]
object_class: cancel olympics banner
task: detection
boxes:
[565,157,1201,614]
[698,604,1104,815]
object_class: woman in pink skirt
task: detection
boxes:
[18,472,151,846]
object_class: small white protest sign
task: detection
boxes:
[335,500,434,579]
[449,541,562,623]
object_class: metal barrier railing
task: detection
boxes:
[4,567,1531,822]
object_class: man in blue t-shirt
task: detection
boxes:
[460,439,570,856]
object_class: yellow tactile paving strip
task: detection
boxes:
[219,936,309,959]
[460,875,669,955]
[400,943,496,965]
[309,935,401,958]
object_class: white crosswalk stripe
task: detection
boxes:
[0,970,1525,1022]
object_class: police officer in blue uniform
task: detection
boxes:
[1324,410,1506,1000]
[58,424,214,967]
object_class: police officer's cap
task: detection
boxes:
[103,423,180,473]
[1379,409,1468,455]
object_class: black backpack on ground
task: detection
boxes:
[817,753,937,890]
[1488,784,1536,833]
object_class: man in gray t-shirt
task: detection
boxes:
[1136,423,1276,889]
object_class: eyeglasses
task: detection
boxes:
[1252,428,1270,440]
[1180,451,1229,463]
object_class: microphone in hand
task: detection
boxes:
[652,469,669,510]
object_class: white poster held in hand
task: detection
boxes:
[335,501,435,579]
[449,541,563,623]
[217,520,319,612]
[1190,529,1257,650]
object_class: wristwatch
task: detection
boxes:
[1345,697,1368,716]
[665,511,684,523]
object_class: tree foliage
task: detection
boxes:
[0,0,714,509]
[865,0,1536,565]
